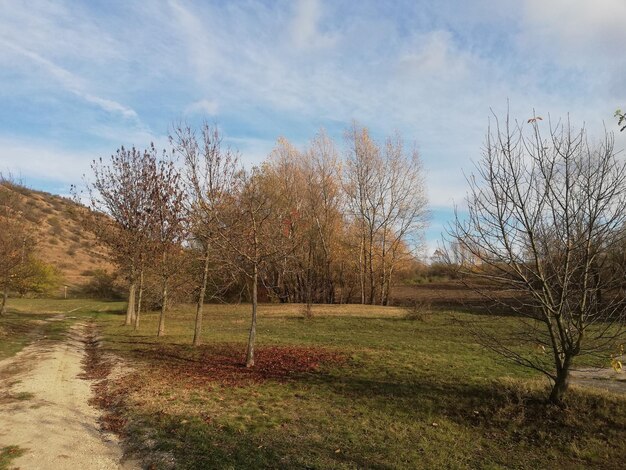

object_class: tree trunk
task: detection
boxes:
[125,282,136,326]
[0,288,8,316]
[382,264,394,306]
[157,282,167,337]
[245,264,258,368]
[379,232,387,306]
[193,249,210,347]
[134,268,144,331]
[359,237,365,304]
[549,358,571,405]
[304,247,313,318]
[368,234,376,305]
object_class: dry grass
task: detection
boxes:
[1,183,112,292]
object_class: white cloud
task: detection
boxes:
[167,0,219,80]
[396,31,471,80]
[290,0,336,49]
[184,99,219,116]
[0,138,94,183]
[520,0,626,68]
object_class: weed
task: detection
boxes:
[0,446,26,470]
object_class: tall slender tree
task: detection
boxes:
[344,123,427,305]
[172,122,240,345]
[149,156,187,337]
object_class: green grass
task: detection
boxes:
[81,302,625,470]
[0,446,26,470]
[0,299,125,361]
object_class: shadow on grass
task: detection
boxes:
[300,367,626,448]
[118,366,626,469]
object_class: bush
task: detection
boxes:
[80,270,124,300]
[13,259,64,297]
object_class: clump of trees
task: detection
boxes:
[81,122,428,366]
[449,113,626,404]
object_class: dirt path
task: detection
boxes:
[571,358,626,395]
[0,320,136,469]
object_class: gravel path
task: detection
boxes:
[0,320,136,469]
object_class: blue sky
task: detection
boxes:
[1,0,625,257]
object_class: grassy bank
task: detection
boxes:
[83,302,625,469]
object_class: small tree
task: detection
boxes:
[148,156,186,337]
[214,167,278,367]
[450,112,626,404]
[172,122,240,345]
[13,258,63,297]
[80,147,158,326]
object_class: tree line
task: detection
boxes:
[77,122,428,367]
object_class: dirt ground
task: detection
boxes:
[571,360,626,394]
[0,319,136,469]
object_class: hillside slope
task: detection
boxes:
[2,183,113,292]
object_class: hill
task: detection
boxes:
[1,182,113,294]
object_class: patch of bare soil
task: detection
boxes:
[571,358,626,394]
[0,321,137,469]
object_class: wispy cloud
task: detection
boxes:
[0,39,137,120]
[1,0,625,253]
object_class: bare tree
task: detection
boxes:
[344,124,385,304]
[344,123,427,305]
[450,112,626,404]
[213,167,277,367]
[172,122,240,346]
[149,157,186,337]
[377,133,428,305]
[80,147,157,326]
[303,131,344,305]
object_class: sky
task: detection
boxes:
[1,0,626,258]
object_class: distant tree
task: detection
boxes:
[13,258,63,297]
[344,124,380,304]
[304,131,345,305]
[344,123,427,305]
[449,112,626,404]
[81,269,123,299]
[260,132,345,312]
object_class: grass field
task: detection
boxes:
[3,299,625,469]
